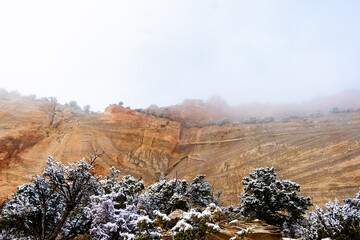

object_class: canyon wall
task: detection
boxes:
[1,96,360,208]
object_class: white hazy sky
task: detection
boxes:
[0,1,359,111]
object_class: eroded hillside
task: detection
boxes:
[1,94,360,209]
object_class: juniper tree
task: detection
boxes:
[138,175,215,217]
[171,203,221,240]
[187,174,215,208]
[239,167,311,236]
[86,192,140,240]
[138,178,190,216]
[0,151,104,240]
[0,178,64,239]
[87,168,157,240]
[99,167,145,208]
[303,192,360,240]
[0,154,219,240]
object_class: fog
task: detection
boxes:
[0,1,359,112]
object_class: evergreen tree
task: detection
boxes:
[87,192,140,240]
[187,174,214,207]
[171,203,221,240]
[0,153,219,239]
[303,192,360,240]
[99,167,145,208]
[138,174,215,217]
[239,167,311,236]
[0,152,103,240]
[138,178,190,216]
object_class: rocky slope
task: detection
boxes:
[1,92,360,210]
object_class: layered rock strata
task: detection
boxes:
[0,96,360,209]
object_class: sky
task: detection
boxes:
[0,1,359,112]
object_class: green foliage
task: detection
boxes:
[119,175,146,206]
[0,159,218,240]
[4,153,334,240]
[138,178,190,216]
[135,216,162,240]
[98,166,121,194]
[0,177,66,239]
[0,154,101,240]
[99,167,145,208]
[138,174,215,217]
[153,210,170,230]
[239,167,311,235]
[187,174,215,208]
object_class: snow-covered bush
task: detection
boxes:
[0,179,64,239]
[87,192,163,240]
[171,219,194,239]
[0,151,219,240]
[138,178,190,216]
[207,203,222,221]
[119,175,145,206]
[153,210,170,229]
[171,205,221,240]
[99,167,145,208]
[135,215,162,240]
[98,166,122,194]
[0,153,102,240]
[220,205,239,221]
[239,167,311,236]
[138,175,215,217]
[86,192,140,240]
[186,175,215,208]
[62,202,92,238]
[303,192,360,240]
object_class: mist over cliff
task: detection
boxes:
[0,88,360,209]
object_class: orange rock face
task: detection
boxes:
[1,95,360,209]
[0,98,182,202]
[167,115,360,206]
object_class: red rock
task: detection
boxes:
[1,93,360,210]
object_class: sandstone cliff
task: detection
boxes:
[0,93,360,209]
